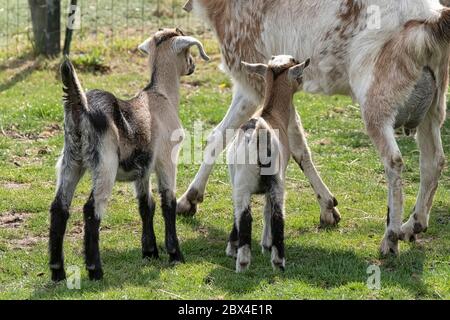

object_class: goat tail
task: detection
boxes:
[425,8,450,45]
[60,57,88,128]
[254,118,281,175]
[403,8,450,60]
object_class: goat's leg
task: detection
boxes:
[364,118,404,256]
[177,89,259,216]
[267,184,286,271]
[401,110,445,242]
[261,193,273,254]
[226,221,238,258]
[288,109,340,227]
[135,176,158,259]
[49,156,85,282]
[84,150,118,281]
[233,190,252,273]
[155,161,184,264]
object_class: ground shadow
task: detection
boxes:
[0,60,41,93]
[30,217,429,299]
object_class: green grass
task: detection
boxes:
[0,37,449,300]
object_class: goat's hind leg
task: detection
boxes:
[84,148,118,280]
[288,110,340,227]
[226,222,238,258]
[135,176,158,259]
[49,156,85,281]
[363,112,404,256]
[261,193,273,254]
[234,191,252,273]
[267,184,285,271]
[401,105,446,242]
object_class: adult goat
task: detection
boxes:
[180,0,450,255]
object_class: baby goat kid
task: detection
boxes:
[227,56,310,272]
[49,29,209,281]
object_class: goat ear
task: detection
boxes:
[241,61,268,78]
[138,38,151,55]
[172,36,210,61]
[288,58,311,82]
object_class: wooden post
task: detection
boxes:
[28,0,60,56]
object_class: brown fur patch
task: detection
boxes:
[154,28,185,46]
[338,0,363,38]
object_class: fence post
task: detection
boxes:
[28,0,47,54]
[28,0,60,56]
[46,0,60,56]
[63,0,78,55]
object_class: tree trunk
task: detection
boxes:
[28,0,60,56]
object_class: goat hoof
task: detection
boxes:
[51,268,66,282]
[143,249,159,260]
[261,245,271,255]
[176,198,198,217]
[226,242,238,258]
[177,188,203,216]
[401,220,426,243]
[272,262,285,272]
[319,203,341,228]
[380,231,399,256]
[88,269,104,281]
[169,251,185,264]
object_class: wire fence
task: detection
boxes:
[0,0,208,58]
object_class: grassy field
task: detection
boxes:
[0,32,450,300]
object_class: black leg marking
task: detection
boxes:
[161,191,184,263]
[227,221,239,258]
[139,194,158,259]
[83,193,103,281]
[386,206,390,227]
[49,193,69,282]
[238,207,252,249]
[271,202,285,267]
[229,221,238,245]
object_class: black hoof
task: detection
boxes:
[88,268,104,281]
[51,268,66,282]
[143,249,159,260]
[178,202,197,217]
[169,251,185,264]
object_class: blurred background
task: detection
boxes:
[0,0,208,60]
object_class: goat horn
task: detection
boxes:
[172,36,210,61]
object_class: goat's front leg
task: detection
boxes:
[177,88,259,216]
[365,118,404,256]
[49,155,85,282]
[401,110,446,242]
[135,176,158,259]
[156,161,184,264]
[288,109,340,227]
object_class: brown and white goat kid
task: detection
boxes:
[182,0,450,255]
[49,29,209,281]
[227,56,310,272]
